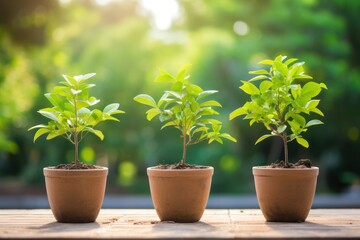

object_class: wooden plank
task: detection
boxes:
[0,209,359,239]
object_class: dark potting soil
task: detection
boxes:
[154,163,209,170]
[54,162,100,170]
[270,159,312,169]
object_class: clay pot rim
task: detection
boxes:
[44,166,108,171]
[253,166,318,170]
[44,166,108,177]
[253,166,319,177]
[147,166,214,177]
[147,166,213,171]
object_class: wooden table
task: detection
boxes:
[0,209,359,239]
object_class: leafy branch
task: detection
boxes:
[29,73,125,165]
[230,55,327,167]
[134,64,236,165]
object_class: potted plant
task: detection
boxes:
[230,55,327,222]
[29,73,124,223]
[134,64,236,222]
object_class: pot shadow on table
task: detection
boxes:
[150,220,218,235]
[28,221,101,233]
[265,220,350,234]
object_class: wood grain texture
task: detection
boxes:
[0,209,359,239]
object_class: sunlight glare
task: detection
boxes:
[140,0,180,30]
[233,21,249,36]
[95,0,113,6]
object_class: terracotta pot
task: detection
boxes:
[43,167,108,223]
[147,166,213,223]
[253,166,319,222]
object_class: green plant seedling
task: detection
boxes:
[230,55,327,167]
[134,64,236,166]
[29,73,125,166]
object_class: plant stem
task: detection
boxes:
[181,125,187,165]
[74,95,79,165]
[74,131,79,165]
[282,134,289,167]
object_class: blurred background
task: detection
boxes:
[0,0,359,208]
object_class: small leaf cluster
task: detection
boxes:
[230,55,327,148]
[29,73,124,143]
[134,64,236,163]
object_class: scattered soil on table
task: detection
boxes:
[132,220,175,225]
[54,162,100,170]
[154,163,209,170]
[102,218,119,224]
[270,159,312,169]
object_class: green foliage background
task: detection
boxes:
[0,0,359,194]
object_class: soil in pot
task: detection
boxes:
[147,164,213,223]
[253,160,318,222]
[54,162,98,169]
[44,165,108,223]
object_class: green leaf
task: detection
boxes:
[259,59,273,65]
[62,74,77,86]
[190,99,200,112]
[53,86,71,97]
[255,134,275,145]
[186,84,203,95]
[134,94,157,108]
[249,75,269,82]
[85,127,104,140]
[28,124,48,131]
[249,69,269,75]
[146,108,162,121]
[160,120,178,130]
[165,91,182,99]
[197,108,219,116]
[103,114,120,122]
[274,61,288,75]
[219,133,237,142]
[46,131,64,140]
[176,64,191,82]
[44,93,63,109]
[171,81,183,91]
[200,100,222,107]
[191,126,208,135]
[240,81,260,95]
[111,109,125,115]
[104,103,120,114]
[296,137,309,148]
[277,125,287,133]
[288,120,301,134]
[229,107,247,120]
[311,108,324,116]
[78,108,91,117]
[301,82,322,99]
[305,100,320,109]
[197,90,218,100]
[73,73,96,82]
[320,82,328,89]
[275,55,287,62]
[295,75,313,80]
[199,118,222,125]
[259,80,273,93]
[87,97,100,106]
[38,110,59,122]
[306,119,324,127]
[209,136,223,144]
[71,89,82,95]
[292,114,306,127]
[284,58,298,66]
[33,128,50,142]
[156,73,174,83]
